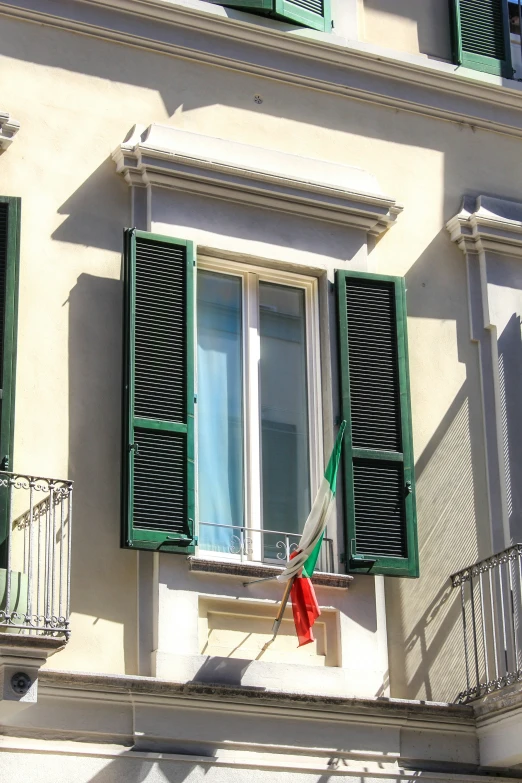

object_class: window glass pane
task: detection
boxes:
[259,282,311,554]
[197,270,244,553]
[509,2,520,35]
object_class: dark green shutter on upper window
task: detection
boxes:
[450,0,512,77]
[337,271,418,578]
[121,229,196,553]
[212,0,331,32]
[0,197,20,565]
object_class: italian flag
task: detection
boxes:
[278,421,346,646]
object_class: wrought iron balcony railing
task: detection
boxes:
[198,521,335,574]
[0,472,73,639]
[452,544,522,703]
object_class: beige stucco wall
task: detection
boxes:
[1,10,520,700]
[361,0,452,60]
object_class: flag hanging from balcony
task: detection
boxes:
[277,421,346,647]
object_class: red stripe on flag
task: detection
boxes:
[290,576,321,647]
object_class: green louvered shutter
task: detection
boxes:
[0,198,20,566]
[122,230,196,553]
[211,0,331,32]
[337,271,418,578]
[450,0,512,77]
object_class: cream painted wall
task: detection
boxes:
[1,11,521,700]
[361,0,452,60]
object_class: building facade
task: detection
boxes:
[1,0,522,779]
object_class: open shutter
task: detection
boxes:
[213,0,331,32]
[0,198,20,565]
[337,271,418,578]
[122,229,196,553]
[450,0,512,77]
[274,0,330,31]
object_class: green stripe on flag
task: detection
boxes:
[302,421,346,578]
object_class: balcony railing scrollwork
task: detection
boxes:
[451,544,522,703]
[199,520,334,573]
[0,471,73,639]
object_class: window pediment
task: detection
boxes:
[113,124,402,237]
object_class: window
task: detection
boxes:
[450,0,512,78]
[121,231,419,578]
[196,257,322,563]
[0,197,20,567]
[208,0,331,33]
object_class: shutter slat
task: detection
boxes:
[122,230,195,551]
[459,0,506,59]
[133,430,187,533]
[0,198,19,554]
[217,0,329,32]
[346,279,402,452]
[451,0,511,76]
[337,271,418,578]
[286,0,323,15]
[134,237,186,423]
[0,205,7,394]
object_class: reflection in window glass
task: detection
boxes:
[510,2,520,35]
[259,283,311,553]
[197,270,244,553]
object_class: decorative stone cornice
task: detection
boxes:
[0,111,20,150]
[447,195,522,258]
[113,124,403,235]
[3,0,522,139]
[41,669,472,723]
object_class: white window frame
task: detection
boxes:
[196,255,323,564]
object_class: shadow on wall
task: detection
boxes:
[362,0,452,60]
[52,157,128,251]
[386,383,481,701]
[84,759,214,783]
[0,12,503,256]
[68,273,137,674]
[3,11,510,699]
[383,225,490,702]
[498,314,522,545]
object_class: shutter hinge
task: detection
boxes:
[405,481,412,495]
[129,443,140,455]
[1,455,9,471]
[339,552,346,564]
[194,394,197,404]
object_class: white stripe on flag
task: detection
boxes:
[276,476,335,582]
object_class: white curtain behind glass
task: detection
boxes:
[197,271,243,553]
[259,283,310,555]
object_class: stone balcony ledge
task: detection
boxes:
[187,556,354,589]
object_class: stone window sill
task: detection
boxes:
[187,556,354,588]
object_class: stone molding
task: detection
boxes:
[0,634,65,720]
[41,668,472,722]
[447,195,522,258]
[0,111,20,150]
[188,556,354,588]
[113,124,403,235]
[3,0,522,138]
[446,194,522,553]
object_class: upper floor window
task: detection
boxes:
[207,0,331,33]
[450,0,513,78]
